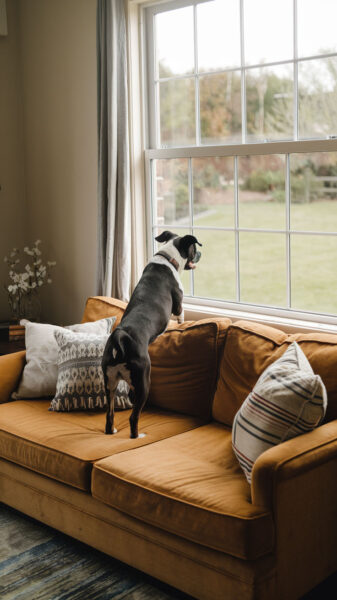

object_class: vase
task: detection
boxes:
[20,291,42,322]
[10,292,42,323]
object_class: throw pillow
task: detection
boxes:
[12,316,116,399]
[49,329,133,412]
[232,341,327,484]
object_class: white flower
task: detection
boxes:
[10,251,16,258]
[31,282,37,288]
[47,278,52,284]
[4,257,8,263]
[38,280,43,286]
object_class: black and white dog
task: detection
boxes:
[101,230,202,439]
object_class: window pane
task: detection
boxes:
[199,72,241,144]
[238,155,286,229]
[153,159,189,226]
[240,233,286,306]
[244,0,293,65]
[290,153,337,231]
[192,157,235,228]
[291,235,337,314]
[153,227,191,294]
[298,57,337,139]
[246,64,293,142]
[197,0,240,72]
[159,78,195,147]
[155,7,194,77]
[193,231,236,301]
[298,0,337,58]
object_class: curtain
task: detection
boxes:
[96,0,131,301]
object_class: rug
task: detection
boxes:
[0,503,191,600]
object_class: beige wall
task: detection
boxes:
[0,0,27,321]
[19,0,98,324]
[1,0,98,324]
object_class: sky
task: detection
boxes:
[155,0,337,77]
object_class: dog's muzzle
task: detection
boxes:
[185,251,202,270]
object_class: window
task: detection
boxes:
[143,0,337,323]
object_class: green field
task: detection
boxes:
[179,200,337,315]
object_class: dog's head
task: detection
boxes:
[155,231,202,272]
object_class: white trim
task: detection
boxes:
[183,296,337,328]
[127,1,147,287]
[146,139,337,159]
[183,301,337,335]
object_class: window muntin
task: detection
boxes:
[145,0,337,321]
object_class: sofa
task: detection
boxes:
[0,295,337,600]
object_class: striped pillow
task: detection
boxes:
[232,341,327,484]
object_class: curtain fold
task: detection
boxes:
[96,0,131,302]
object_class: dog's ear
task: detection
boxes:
[155,230,178,243]
[179,235,202,256]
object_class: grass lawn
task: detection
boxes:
[182,199,337,315]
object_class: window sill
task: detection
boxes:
[183,301,337,335]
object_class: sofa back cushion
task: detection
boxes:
[213,320,337,426]
[82,296,127,326]
[148,318,230,420]
[83,298,231,420]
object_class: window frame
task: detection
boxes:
[140,0,337,326]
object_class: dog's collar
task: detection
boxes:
[155,251,179,272]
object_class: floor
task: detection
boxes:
[0,503,336,600]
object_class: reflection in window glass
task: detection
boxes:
[291,235,337,314]
[200,72,241,144]
[193,157,235,228]
[155,7,194,77]
[154,159,189,226]
[159,78,195,147]
[244,0,293,65]
[298,57,337,140]
[238,155,286,229]
[290,153,337,231]
[240,233,287,307]
[197,0,240,72]
[246,64,293,142]
[193,231,236,301]
[298,0,337,58]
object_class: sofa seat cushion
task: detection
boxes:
[0,400,203,492]
[92,423,274,560]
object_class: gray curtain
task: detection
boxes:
[96,0,131,301]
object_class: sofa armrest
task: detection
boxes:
[0,351,26,404]
[251,421,337,509]
[251,423,337,598]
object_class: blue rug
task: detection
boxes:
[1,502,336,599]
[0,503,191,600]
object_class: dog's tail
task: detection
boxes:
[107,328,132,362]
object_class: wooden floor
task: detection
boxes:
[0,503,335,599]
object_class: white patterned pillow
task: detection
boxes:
[12,316,116,399]
[49,330,133,412]
[232,342,327,484]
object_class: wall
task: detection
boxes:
[0,0,27,321]
[18,0,98,324]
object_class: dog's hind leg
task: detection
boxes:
[129,358,151,439]
[104,367,119,434]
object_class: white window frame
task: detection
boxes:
[129,0,337,329]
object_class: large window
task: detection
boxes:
[144,0,337,322]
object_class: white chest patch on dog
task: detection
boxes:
[150,255,184,293]
[106,364,134,391]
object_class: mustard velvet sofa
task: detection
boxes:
[0,296,337,600]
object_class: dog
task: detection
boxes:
[101,230,202,439]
